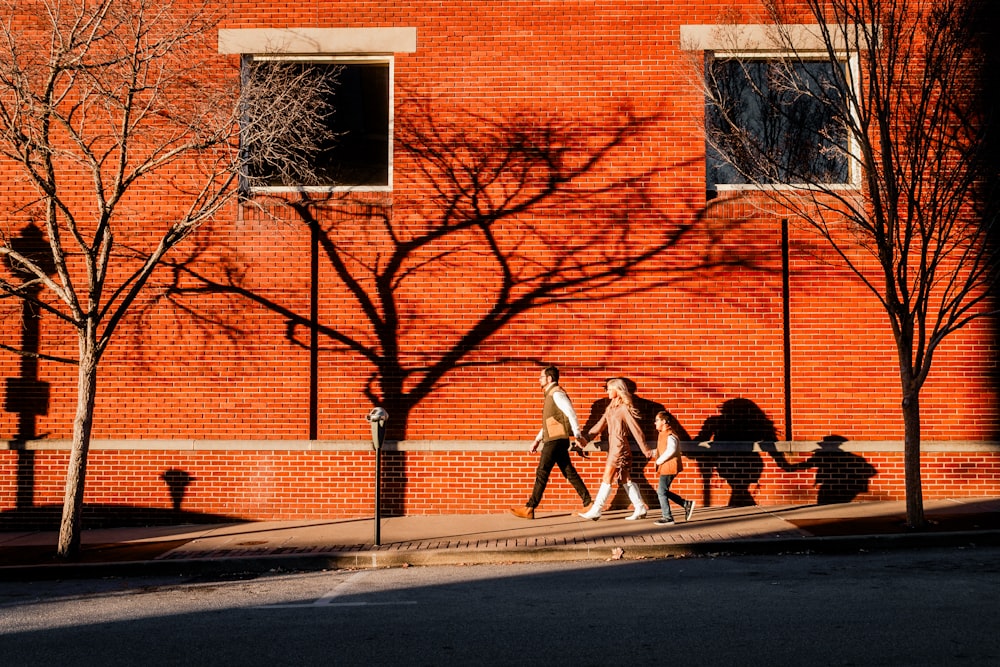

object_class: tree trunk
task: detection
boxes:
[902,391,926,529]
[56,330,100,558]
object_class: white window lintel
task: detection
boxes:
[219,27,417,55]
[681,24,868,53]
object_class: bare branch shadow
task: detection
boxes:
[144,101,762,445]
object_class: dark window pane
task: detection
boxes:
[242,61,390,188]
[707,58,849,186]
[317,63,389,187]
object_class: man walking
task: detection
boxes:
[510,366,593,519]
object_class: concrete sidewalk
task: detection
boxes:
[2,497,1000,580]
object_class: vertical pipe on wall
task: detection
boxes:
[309,223,320,440]
[782,218,793,442]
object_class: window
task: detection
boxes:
[681,24,863,192]
[706,57,851,189]
[218,27,417,193]
[242,57,391,191]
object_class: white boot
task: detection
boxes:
[579,483,612,520]
[624,481,648,520]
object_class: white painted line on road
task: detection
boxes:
[255,571,417,609]
[260,601,418,608]
[313,570,367,605]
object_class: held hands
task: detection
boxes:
[530,439,541,453]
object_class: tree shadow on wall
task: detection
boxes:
[151,99,762,443]
[689,397,776,507]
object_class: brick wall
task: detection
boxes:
[1,1,997,525]
[2,441,997,529]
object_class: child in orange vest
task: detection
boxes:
[653,410,695,525]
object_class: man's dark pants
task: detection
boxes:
[527,438,592,508]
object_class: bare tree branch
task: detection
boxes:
[0,0,330,557]
[699,0,999,527]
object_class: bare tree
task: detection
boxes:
[702,0,999,527]
[158,99,756,441]
[0,0,327,557]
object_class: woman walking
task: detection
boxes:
[579,378,656,520]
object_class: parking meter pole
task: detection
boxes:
[374,443,382,546]
[366,408,388,547]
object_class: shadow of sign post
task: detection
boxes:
[5,223,56,510]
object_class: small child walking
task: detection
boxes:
[653,410,695,525]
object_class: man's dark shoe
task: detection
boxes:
[655,517,675,526]
[510,505,535,519]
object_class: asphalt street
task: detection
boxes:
[1,545,998,666]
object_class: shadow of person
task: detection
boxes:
[770,435,878,504]
[161,468,195,512]
[582,377,665,442]
[582,377,664,509]
[692,398,775,507]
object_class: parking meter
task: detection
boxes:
[366,407,388,450]
[365,407,388,545]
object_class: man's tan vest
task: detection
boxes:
[541,385,572,443]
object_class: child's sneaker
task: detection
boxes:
[684,500,696,521]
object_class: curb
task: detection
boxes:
[3,529,999,581]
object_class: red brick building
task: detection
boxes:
[2,2,998,527]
